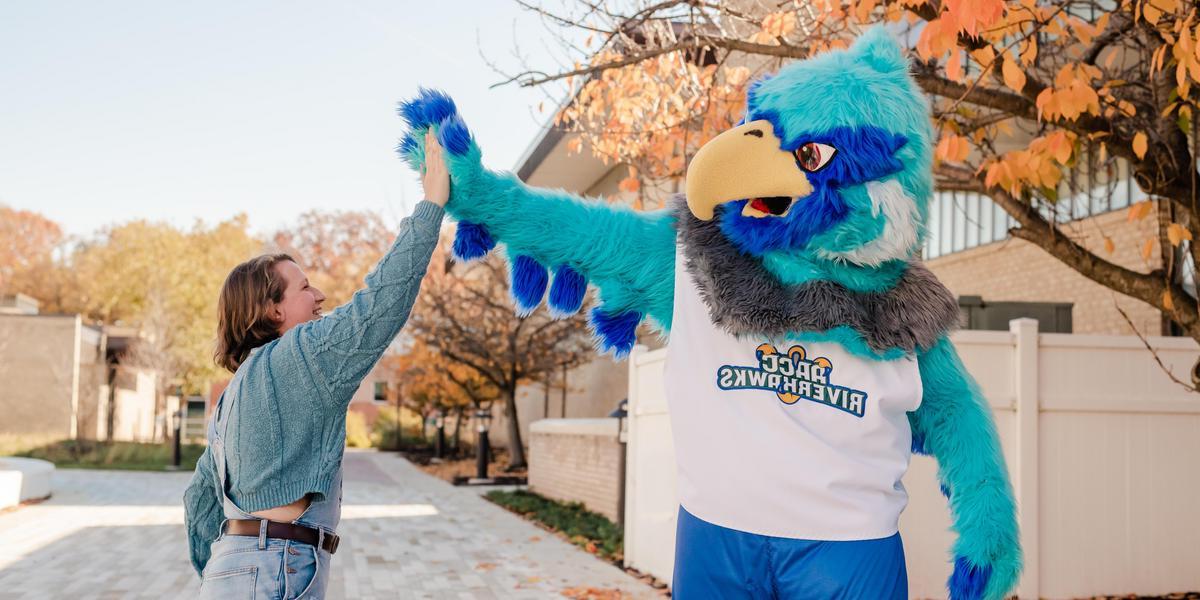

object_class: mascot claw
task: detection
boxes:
[948,556,991,600]
[397,88,478,169]
[451,221,495,262]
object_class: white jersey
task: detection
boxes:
[664,249,922,541]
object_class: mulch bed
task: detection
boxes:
[401,445,528,484]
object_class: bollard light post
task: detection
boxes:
[434,409,446,459]
[168,407,183,470]
[608,399,629,528]
[473,407,493,483]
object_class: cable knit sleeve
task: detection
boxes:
[183,447,221,577]
[290,200,444,406]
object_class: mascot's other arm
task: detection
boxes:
[910,336,1022,600]
[397,89,677,356]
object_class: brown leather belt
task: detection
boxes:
[224,519,340,555]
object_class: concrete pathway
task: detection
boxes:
[0,451,660,599]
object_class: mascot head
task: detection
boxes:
[685,26,933,268]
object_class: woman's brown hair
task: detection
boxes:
[214,253,294,372]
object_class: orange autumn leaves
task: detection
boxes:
[936,127,1078,199]
[1035,63,1104,122]
[941,0,1006,38]
[925,0,1200,201]
[982,131,1077,196]
[556,53,748,202]
[754,11,798,43]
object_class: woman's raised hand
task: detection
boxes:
[421,130,450,207]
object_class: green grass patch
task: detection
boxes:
[13,440,205,471]
[485,489,622,562]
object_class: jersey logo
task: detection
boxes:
[716,343,868,417]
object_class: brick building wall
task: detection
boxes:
[0,314,105,444]
[528,419,622,523]
[928,205,1166,337]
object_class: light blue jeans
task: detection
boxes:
[199,533,326,599]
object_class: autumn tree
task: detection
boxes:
[406,240,594,470]
[68,216,262,393]
[384,340,499,452]
[0,205,72,309]
[271,210,394,308]
[505,0,1200,383]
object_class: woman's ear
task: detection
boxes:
[269,302,286,329]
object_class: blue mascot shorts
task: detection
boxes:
[672,507,907,599]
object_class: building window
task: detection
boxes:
[373,381,388,404]
[924,154,1146,260]
[959,296,1073,333]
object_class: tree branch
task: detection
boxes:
[1113,298,1199,393]
[978,184,1200,332]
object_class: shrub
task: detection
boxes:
[15,440,204,471]
[485,489,622,561]
[345,411,372,448]
[371,407,426,450]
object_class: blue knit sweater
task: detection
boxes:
[183,201,444,575]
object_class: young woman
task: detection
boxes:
[184,133,450,599]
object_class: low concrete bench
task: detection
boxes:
[0,457,54,509]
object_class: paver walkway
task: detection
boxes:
[0,450,660,599]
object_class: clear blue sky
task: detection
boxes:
[0,1,563,237]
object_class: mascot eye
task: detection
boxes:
[795,142,837,172]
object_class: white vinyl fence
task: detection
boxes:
[623,319,1200,599]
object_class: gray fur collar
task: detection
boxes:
[672,198,959,355]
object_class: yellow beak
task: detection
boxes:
[685,120,813,221]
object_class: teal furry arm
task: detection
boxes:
[911,337,1022,600]
[396,89,677,355]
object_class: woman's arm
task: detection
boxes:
[183,447,222,577]
[280,136,448,407]
[287,200,443,406]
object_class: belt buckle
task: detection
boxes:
[327,533,340,554]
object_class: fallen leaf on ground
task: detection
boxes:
[561,587,626,600]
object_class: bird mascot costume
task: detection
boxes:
[399,26,1020,600]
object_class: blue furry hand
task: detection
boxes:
[949,556,990,600]
[397,89,502,265]
[949,541,1021,600]
[941,439,1022,600]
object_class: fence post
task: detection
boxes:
[623,344,647,569]
[1011,318,1040,599]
